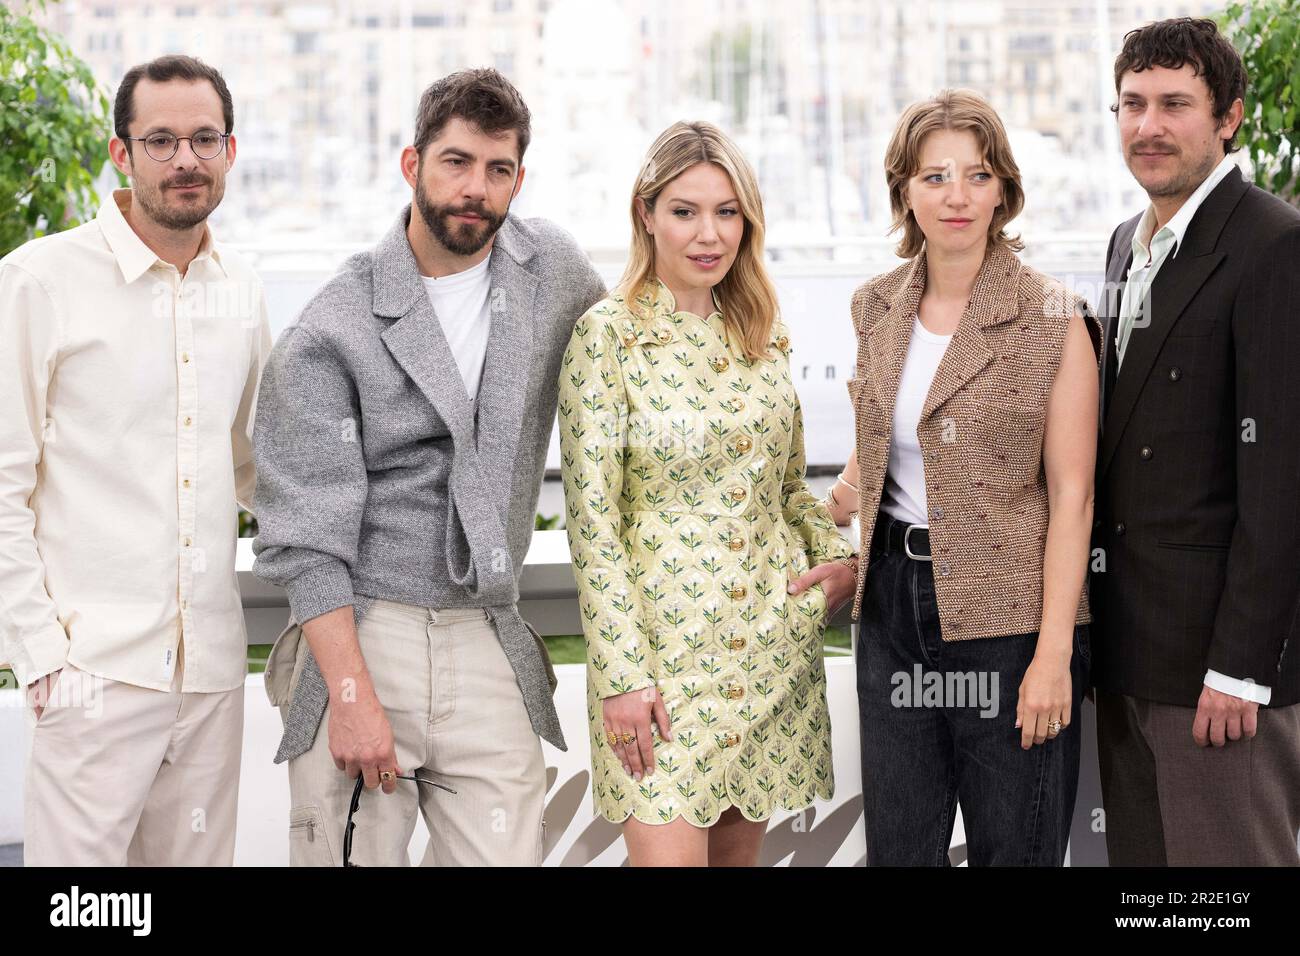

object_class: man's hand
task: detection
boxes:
[26,669,63,722]
[302,605,402,794]
[328,686,402,794]
[1192,683,1259,748]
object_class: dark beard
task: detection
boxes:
[132,169,223,230]
[413,180,506,256]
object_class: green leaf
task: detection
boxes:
[0,5,112,257]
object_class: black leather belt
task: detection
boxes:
[871,513,932,561]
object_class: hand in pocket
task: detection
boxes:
[27,668,63,721]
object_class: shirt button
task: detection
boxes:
[734,435,753,454]
[181,353,191,364]
[621,330,636,347]
[183,416,193,426]
[728,486,747,503]
[933,507,944,519]
[1168,367,1182,382]
[727,535,745,552]
[1115,522,1126,536]
[728,636,747,650]
[938,562,951,576]
[729,585,747,600]
[710,355,730,373]
[183,537,192,547]
[183,478,191,488]
[1140,446,1153,460]
[722,732,741,748]
[775,335,790,352]
[656,328,672,344]
[725,684,745,700]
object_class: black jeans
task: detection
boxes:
[855,527,1089,866]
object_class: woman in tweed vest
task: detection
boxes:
[844,90,1103,865]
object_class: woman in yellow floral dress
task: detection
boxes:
[558,121,858,866]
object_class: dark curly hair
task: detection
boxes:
[413,68,531,161]
[1111,17,1247,154]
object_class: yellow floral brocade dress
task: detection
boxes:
[558,280,854,827]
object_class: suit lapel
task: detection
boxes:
[373,208,477,444]
[369,207,521,603]
[475,222,540,517]
[1099,170,1248,476]
[382,299,478,443]
[1098,217,1137,435]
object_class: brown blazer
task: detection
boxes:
[847,242,1102,640]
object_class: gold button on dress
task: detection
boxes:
[558,280,854,827]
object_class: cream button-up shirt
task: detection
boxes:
[0,189,272,692]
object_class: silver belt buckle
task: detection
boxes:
[904,523,932,561]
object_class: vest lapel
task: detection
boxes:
[866,253,925,416]
[919,245,1017,421]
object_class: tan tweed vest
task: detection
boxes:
[847,243,1101,640]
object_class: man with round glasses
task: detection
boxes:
[0,54,271,866]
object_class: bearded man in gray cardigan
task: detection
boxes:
[252,69,604,866]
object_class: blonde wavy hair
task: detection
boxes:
[618,121,779,362]
[885,88,1025,259]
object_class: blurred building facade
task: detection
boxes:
[42,0,1223,253]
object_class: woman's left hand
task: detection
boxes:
[788,559,858,615]
[1016,651,1073,749]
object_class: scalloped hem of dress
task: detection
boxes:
[595,783,835,829]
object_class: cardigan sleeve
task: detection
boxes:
[250,324,366,625]
[558,309,656,699]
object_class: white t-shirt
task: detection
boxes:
[420,254,492,398]
[881,315,952,526]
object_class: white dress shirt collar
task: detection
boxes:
[97,188,225,283]
[1133,153,1241,261]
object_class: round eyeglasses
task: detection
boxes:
[123,128,229,162]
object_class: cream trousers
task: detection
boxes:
[283,599,546,866]
[24,647,244,866]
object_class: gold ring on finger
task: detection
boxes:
[1047,718,1062,735]
[379,770,395,783]
[606,731,621,748]
[621,732,637,745]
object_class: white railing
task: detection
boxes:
[3,528,1112,864]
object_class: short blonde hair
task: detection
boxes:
[884,88,1025,259]
[618,121,779,362]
